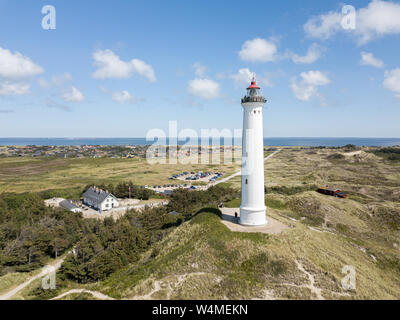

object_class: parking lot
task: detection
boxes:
[146,171,224,194]
[171,171,224,183]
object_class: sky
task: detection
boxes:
[0,0,400,138]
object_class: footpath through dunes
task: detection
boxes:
[2,146,399,300]
[90,206,400,300]
[50,289,114,300]
[0,256,65,300]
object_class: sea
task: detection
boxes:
[0,137,399,147]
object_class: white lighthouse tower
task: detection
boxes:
[240,78,267,226]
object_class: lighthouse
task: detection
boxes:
[240,78,267,226]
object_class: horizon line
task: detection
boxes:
[1,137,400,139]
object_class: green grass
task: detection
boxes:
[225,197,287,210]
[265,197,287,210]
[266,184,318,196]
[95,210,293,300]
[91,205,400,299]
[225,198,240,208]
[7,146,400,300]
[0,156,240,195]
[0,272,32,296]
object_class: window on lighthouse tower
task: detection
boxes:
[248,88,259,97]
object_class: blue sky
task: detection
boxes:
[0,0,400,137]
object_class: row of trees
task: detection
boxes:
[83,181,156,200]
[0,184,238,282]
[59,185,238,283]
[0,193,84,274]
[0,183,238,282]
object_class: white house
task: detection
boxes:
[59,200,82,213]
[82,186,119,212]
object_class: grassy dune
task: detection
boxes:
[89,147,400,300]
[3,147,400,299]
[92,207,399,299]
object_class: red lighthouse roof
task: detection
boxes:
[247,77,260,89]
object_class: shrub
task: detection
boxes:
[266,184,318,196]
[288,196,325,227]
[326,153,345,160]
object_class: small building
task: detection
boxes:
[82,186,119,212]
[60,200,82,213]
[317,187,347,198]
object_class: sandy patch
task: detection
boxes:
[220,208,288,235]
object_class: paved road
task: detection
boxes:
[208,150,280,189]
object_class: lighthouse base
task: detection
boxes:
[239,206,267,226]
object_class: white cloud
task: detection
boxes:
[112,90,133,104]
[290,79,317,101]
[383,68,400,98]
[299,70,330,86]
[99,85,109,93]
[304,0,400,45]
[62,86,84,102]
[304,11,342,40]
[37,78,50,88]
[229,68,254,87]
[239,38,277,62]
[188,78,220,99]
[0,47,44,79]
[39,73,73,88]
[360,51,384,68]
[52,73,72,86]
[92,49,156,82]
[130,59,156,82]
[290,43,324,64]
[356,0,400,44]
[0,81,30,96]
[193,62,206,77]
[100,86,140,104]
[290,70,330,103]
[227,68,272,88]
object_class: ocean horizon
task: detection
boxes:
[0,137,399,147]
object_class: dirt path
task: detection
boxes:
[131,272,208,300]
[294,260,324,300]
[0,257,65,300]
[50,289,114,300]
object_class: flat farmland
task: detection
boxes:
[0,154,241,194]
